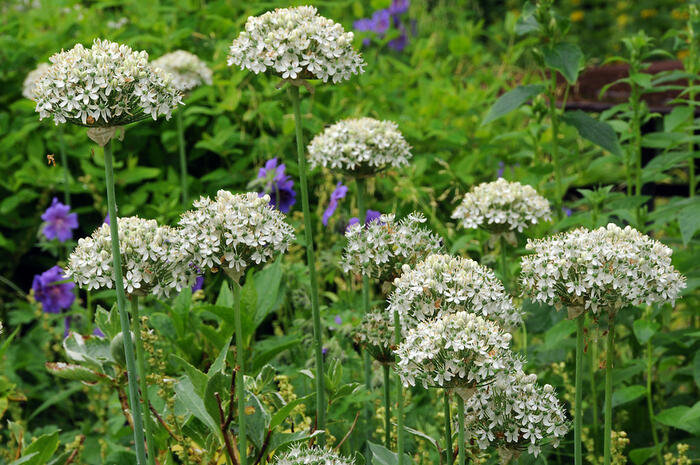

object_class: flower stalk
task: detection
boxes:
[574,314,584,465]
[382,363,391,448]
[456,394,465,465]
[232,277,247,465]
[393,309,404,465]
[603,318,615,465]
[356,176,373,434]
[444,390,453,465]
[176,111,188,207]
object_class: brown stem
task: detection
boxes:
[252,429,272,465]
[65,435,86,465]
[118,387,135,430]
[216,391,239,465]
[149,403,178,441]
[335,411,360,451]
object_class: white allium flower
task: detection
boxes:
[227,6,365,84]
[340,212,443,284]
[388,253,522,334]
[67,217,197,298]
[178,191,295,280]
[152,50,213,93]
[355,310,395,364]
[463,370,569,461]
[308,117,412,175]
[22,63,49,101]
[272,446,354,465]
[451,178,552,233]
[520,223,686,316]
[395,311,520,400]
[33,39,183,127]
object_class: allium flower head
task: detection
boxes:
[178,191,295,280]
[22,63,49,101]
[464,370,569,460]
[227,6,365,83]
[389,253,522,334]
[355,310,395,364]
[451,178,551,233]
[272,446,354,465]
[520,223,686,316]
[257,158,296,213]
[308,117,412,175]
[341,212,443,284]
[395,311,519,400]
[67,217,197,298]
[33,39,182,127]
[32,265,75,313]
[41,197,79,242]
[152,50,213,93]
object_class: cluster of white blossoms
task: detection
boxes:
[308,118,412,175]
[340,213,443,283]
[67,217,197,298]
[271,446,354,465]
[22,63,49,101]
[452,178,551,233]
[395,311,519,400]
[464,370,569,460]
[33,39,182,126]
[227,6,365,83]
[520,223,686,316]
[152,50,213,93]
[355,310,395,364]
[388,253,522,334]
[178,191,295,279]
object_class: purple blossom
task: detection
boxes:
[192,275,204,292]
[257,158,296,214]
[348,209,382,229]
[562,207,572,217]
[322,347,328,355]
[32,265,75,314]
[388,0,410,16]
[322,182,348,226]
[104,214,110,225]
[92,327,105,337]
[388,27,409,51]
[41,197,78,242]
[354,17,375,32]
[334,315,342,325]
[497,161,505,178]
[371,9,391,34]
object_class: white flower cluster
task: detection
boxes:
[22,63,49,100]
[308,117,412,174]
[152,50,213,93]
[272,446,354,465]
[355,310,395,364]
[341,212,443,283]
[388,253,522,334]
[452,178,551,233]
[178,191,295,279]
[464,370,569,459]
[520,223,686,315]
[33,39,182,126]
[67,217,196,298]
[395,311,519,400]
[227,6,365,83]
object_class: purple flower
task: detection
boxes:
[388,28,409,51]
[497,161,505,178]
[192,275,204,292]
[322,347,329,355]
[354,17,375,32]
[257,158,296,214]
[92,327,105,337]
[104,214,110,225]
[388,0,410,16]
[334,315,342,325]
[41,197,78,242]
[322,182,348,226]
[562,207,572,217]
[32,265,75,314]
[348,209,382,229]
[371,9,391,34]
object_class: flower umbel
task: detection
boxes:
[32,265,75,314]
[22,63,49,101]
[41,197,79,242]
[355,310,395,364]
[271,446,355,465]
[152,50,213,93]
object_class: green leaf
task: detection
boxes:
[266,430,324,455]
[655,403,700,435]
[629,72,652,89]
[612,385,646,408]
[45,362,104,384]
[174,376,220,438]
[679,201,700,245]
[169,355,208,396]
[251,337,300,374]
[20,431,59,465]
[269,393,314,430]
[630,443,665,465]
[254,260,283,326]
[94,305,120,339]
[693,349,700,389]
[246,391,271,450]
[368,441,413,465]
[482,84,545,125]
[28,383,83,421]
[207,339,231,376]
[633,319,659,345]
[562,110,623,156]
[117,166,161,185]
[664,106,693,133]
[543,318,577,350]
[63,332,113,371]
[543,42,583,84]
[204,371,231,430]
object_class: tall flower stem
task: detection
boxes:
[176,111,188,207]
[444,390,453,465]
[103,140,148,465]
[590,331,600,454]
[456,394,465,465]
[644,310,662,465]
[130,295,157,465]
[574,314,584,465]
[603,317,616,465]
[548,71,564,211]
[289,84,326,442]
[382,363,391,448]
[232,278,247,465]
[58,128,70,205]
[356,177,373,433]
[499,235,508,289]
[393,309,404,465]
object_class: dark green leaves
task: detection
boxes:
[368,441,413,465]
[482,84,545,125]
[543,42,583,84]
[562,110,623,156]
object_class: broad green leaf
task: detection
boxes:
[94,305,120,339]
[543,318,577,350]
[20,431,59,465]
[28,384,83,421]
[641,132,686,149]
[655,404,700,435]
[204,371,231,430]
[368,441,413,465]
[543,42,583,84]
[611,385,646,408]
[562,110,623,156]
[482,84,545,125]
[629,72,652,89]
[269,394,314,430]
[174,376,220,438]
[169,355,208,396]
[693,349,700,389]
[679,201,700,245]
[630,443,665,465]
[45,362,104,383]
[254,259,283,326]
[633,319,659,345]
[8,453,39,465]
[246,391,271,450]
[207,339,231,376]
[63,332,113,371]
[251,337,301,374]
[266,430,324,455]
[664,106,693,133]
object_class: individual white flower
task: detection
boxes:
[272,446,354,465]
[66,217,197,298]
[340,212,443,284]
[308,117,412,175]
[355,310,395,364]
[33,39,182,127]
[22,63,49,101]
[520,223,686,316]
[452,178,551,233]
[463,370,569,462]
[395,311,520,400]
[227,6,365,84]
[178,191,295,280]
[152,50,213,93]
[388,253,522,334]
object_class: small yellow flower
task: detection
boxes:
[677,49,690,60]
[570,10,585,22]
[616,1,629,11]
[671,9,689,20]
[641,8,658,18]
[617,14,630,27]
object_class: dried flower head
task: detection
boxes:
[178,191,295,280]
[341,212,443,284]
[520,223,686,316]
[23,63,49,100]
[452,178,551,233]
[227,6,365,83]
[67,217,196,298]
[355,310,395,364]
[33,39,182,127]
[308,117,412,175]
[152,50,213,92]
[272,446,355,465]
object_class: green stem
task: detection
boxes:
[130,296,157,465]
[456,394,465,465]
[499,235,508,290]
[689,89,696,198]
[289,85,326,442]
[383,364,391,448]
[232,279,247,465]
[574,314,584,465]
[394,309,404,465]
[176,111,188,208]
[356,177,373,433]
[103,141,148,465]
[645,311,662,465]
[549,71,563,210]
[444,390,453,465]
[590,330,600,454]
[58,127,70,205]
[603,318,615,465]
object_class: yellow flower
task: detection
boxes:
[677,49,690,60]
[571,10,585,22]
[672,9,689,20]
[617,14,630,27]
[641,8,658,18]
